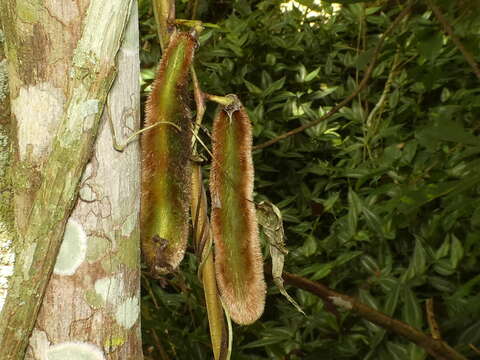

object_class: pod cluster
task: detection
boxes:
[142,33,265,325]
[141,31,196,275]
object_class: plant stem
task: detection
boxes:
[426,0,480,82]
[152,0,175,50]
[268,266,468,360]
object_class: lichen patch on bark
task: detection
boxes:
[47,341,105,360]
[94,275,126,304]
[53,219,87,276]
[12,82,65,162]
[114,296,139,329]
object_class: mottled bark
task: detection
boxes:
[0,0,141,359]
[0,20,15,314]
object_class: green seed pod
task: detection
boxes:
[210,99,266,325]
[141,31,195,275]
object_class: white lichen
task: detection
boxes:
[329,296,353,310]
[29,329,50,360]
[79,99,99,131]
[54,219,87,276]
[22,242,37,280]
[12,82,65,161]
[0,59,8,103]
[0,222,14,312]
[47,342,105,360]
[120,212,137,237]
[94,275,125,304]
[114,296,139,329]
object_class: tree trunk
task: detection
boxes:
[0,1,142,359]
[0,20,15,314]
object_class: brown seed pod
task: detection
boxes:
[210,99,266,325]
[141,31,195,275]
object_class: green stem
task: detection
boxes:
[152,0,175,50]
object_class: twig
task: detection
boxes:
[469,344,480,355]
[151,328,171,360]
[267,266,468,360]
[191,0,199,20]
[252,4,412,151]
[152,0,175,51]
[426,298,442,340]
[426,0,480,82]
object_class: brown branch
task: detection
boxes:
[426,298,442,340]
[151,328,172,360]
[252,4,412,151]
[470,344,480,355]
[268,267,468,360]
[426,0,480,82]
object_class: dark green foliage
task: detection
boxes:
[140,0,480,359]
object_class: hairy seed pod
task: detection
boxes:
[141,31,195,275]
[210,98,266,325]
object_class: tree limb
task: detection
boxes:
[268,266,468,360]
[426,0,480,82]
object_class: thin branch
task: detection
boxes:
[252,4,412,151]
[470,344,480,355]
[272,267,468,360]
[191,0,199,20]
[426,0,480,82]
[151,328,171,360]
[152,0,175,51]
[426,298,442,340]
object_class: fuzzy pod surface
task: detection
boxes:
[210,100,266,325]
[141,31,195,274]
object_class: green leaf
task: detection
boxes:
[433,259,455,276]
[304,67,320,82]
[355,48,375,70]
[347,188,361,236]
[244,79,263,95]
[458,320,480,346]
[417,30,443,61]
[323,0,369,3]
[408,344,426,360]
[361,206,385,239]
[359,289,379,311]
[435,236,450,260]
[403,287,422,329]
[450,234,464,269]
[416,118,478,146]
[360,255,380,275]
[299,235,318,257]
[403,238,427,282]
[383,282,401,316]
[334,251,362,266]
[412,238,427,277]
[263,77,285,97]
[386,342,408,360]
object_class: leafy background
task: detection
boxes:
[139,0,480,359]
